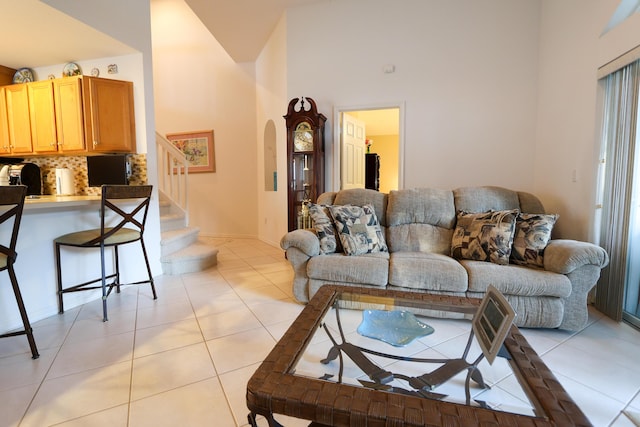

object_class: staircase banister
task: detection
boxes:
[156,132,189,226]
[157,132,188,160]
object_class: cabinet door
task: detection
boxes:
[0,87,10,154]
[28,80,58,153]
[54,77,85,152]
[5,84,33,154]
[84,77,136,153]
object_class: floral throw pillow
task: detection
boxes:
[451,209,519,265]
[510,213,558,268]
[329,204,388,256]
[308,203,341,254]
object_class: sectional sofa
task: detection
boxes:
[280,186,609,331]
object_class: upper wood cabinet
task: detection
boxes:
[0,75,136,157]
[28,77,86,154]
[27,80,57,153]
[55,77,86,152]
[83,76,136,153]
[0,87,10,151]
[4,84,33,155]
[0,65,16,86]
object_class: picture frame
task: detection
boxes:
[471,285,516,364]
[166,130,216,173]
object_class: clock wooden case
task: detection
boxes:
[284,97,326,231]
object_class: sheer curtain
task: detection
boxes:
[595,60,640,321]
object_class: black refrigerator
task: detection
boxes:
[365,153,380,191]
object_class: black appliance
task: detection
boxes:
[8,163,41,195]
[365,153,380,191]
[87,155,131,187]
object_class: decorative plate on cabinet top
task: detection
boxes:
[12,68,34,84]
[62,62,81,77]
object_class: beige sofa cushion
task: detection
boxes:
[461,260,571,298]
[454,186,521,212]
[389,252,468,292]
[387,224,453,255]
[307,251,389,286]
[386,188,455,253]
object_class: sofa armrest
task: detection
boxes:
[280,229,320,257]
[544,239,609,274]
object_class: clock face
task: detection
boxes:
[294,122,314,152]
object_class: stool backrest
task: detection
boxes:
[0,185,27,266]
[95,185,153,246]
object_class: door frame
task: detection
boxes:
[332,101,406,192]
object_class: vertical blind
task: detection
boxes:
[595,60,640,321]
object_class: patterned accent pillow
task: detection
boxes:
[308,203,341,254]
[329,204,388,256]
[451,209,519,265]
[510,213,558,268]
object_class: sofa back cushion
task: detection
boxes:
[453,186,545,214]
[324,188,388,227]
[386,188,456,254]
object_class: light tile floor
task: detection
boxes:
[0,238,639,426]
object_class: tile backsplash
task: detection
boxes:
[20,153,148,196]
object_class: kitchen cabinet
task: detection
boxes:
[0,65,15,86]
[83,76,136,153]
[4,84,33,155]
[28,77,85,154]
[0,75,135,157]
[0,88,9,150]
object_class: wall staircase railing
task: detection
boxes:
[156,132,189,225]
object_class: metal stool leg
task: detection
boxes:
[55,242,65,314]
[7,265,38,359]
[140,239,157,300]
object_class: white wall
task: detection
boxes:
[280,0,640,242]
[286,0,541,193]
[256,14,290,246]
[151,0,258,238]
[536,0,640,240]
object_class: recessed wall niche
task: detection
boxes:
[264,120,277,191]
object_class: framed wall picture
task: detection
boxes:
[166,130,216,173]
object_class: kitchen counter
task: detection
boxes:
[24,195,101,210]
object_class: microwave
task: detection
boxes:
[86,155,131,187]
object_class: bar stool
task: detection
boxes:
[0,185,38,359]
[55,185,157,322]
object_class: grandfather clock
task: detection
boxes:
[284,97,326,231]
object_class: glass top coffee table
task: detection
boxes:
[246,285,591,427]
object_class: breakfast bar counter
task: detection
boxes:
[0,192,162,334]
[24,195,101,210]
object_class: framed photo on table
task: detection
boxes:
[166,130,216,173]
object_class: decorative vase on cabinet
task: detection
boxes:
[284,97,326,231]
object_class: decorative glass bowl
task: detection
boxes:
[357,309,434,347]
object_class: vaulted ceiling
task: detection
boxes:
[0,0,136,70]
[2,1,637,71]
[184,0,327,62]
[0,0,325,72]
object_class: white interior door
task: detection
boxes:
[341,113,365,189]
